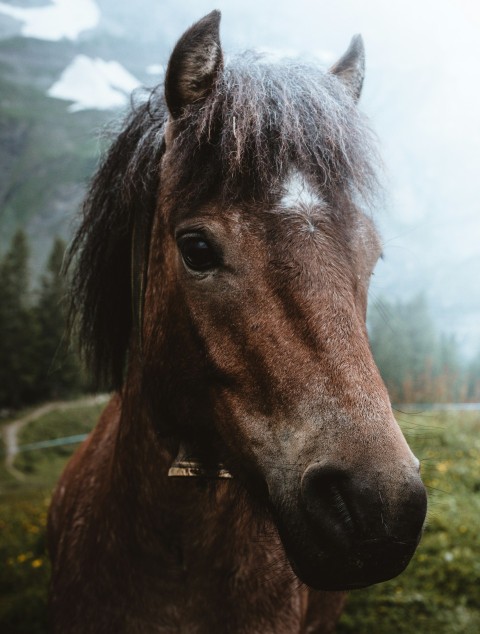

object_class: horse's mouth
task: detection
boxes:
[293,539,419,591]
[274,512,422,591]
[262,456,426,591]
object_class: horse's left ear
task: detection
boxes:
[165,10,223,119]
[329,34,365,102]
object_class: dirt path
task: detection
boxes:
[2,395,108,480]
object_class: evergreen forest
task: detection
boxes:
[0,230,84,411]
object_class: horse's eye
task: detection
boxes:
[178,234,220,272]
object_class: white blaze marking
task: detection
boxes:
[279,171,325,233]
[280,171,323,210]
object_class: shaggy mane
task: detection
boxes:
[69,53,379,388]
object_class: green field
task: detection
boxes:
[338,410,480,633]
[1,404,479,633]
[0,401,104,634]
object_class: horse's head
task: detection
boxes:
[144,11,426,590]
[72,11,426,591]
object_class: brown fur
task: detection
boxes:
[49,12,426,633]
[49,395,346,633]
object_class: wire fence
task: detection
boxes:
[1,434,88,456]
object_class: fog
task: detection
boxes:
[1,0,479,352]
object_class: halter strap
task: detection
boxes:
[168,462,233,479]
[167,442,233,479]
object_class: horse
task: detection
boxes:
[48,11,427,634]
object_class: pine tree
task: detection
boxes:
[34,237,84,400]
[435,333,462,402]
[368,298,403,401]
[368,293,454,403]
[0,230,38,408]
[465,349,480,402]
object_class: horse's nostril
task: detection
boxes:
[301,460,427,553]
[301,463,354,546]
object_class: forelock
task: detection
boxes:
[168,52,380,208]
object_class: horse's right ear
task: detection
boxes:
[165,10,223,119]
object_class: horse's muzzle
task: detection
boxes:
[278,460,427,590]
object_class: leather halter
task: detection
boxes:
[167,442,233,479]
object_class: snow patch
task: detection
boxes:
[146,64,164,76]
[0,0,100,41]
[48,55,141,112]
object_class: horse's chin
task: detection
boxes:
[287,541,418,591]
[273,512,420,592]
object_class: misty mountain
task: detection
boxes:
[0,1,170,266]
[0,0,478,353]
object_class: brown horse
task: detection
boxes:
[48,11,427,633]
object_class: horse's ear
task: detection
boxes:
[329,34,365,102]
[165,10,223,119]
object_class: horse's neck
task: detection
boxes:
[111,419,302,628]
[53,396,306,633]
[111,397,265,565]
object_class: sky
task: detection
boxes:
[0,0,479,351]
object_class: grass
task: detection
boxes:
[1,406,480,632]
[13,404,104,485]
[338,410,480,633]
[0,401,103,633]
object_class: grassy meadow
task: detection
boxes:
[0,403,479,633]
[0,402,104,634]
[338,410,480,633]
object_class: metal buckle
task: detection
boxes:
[168,461,233,479]
[167,443,233,479]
